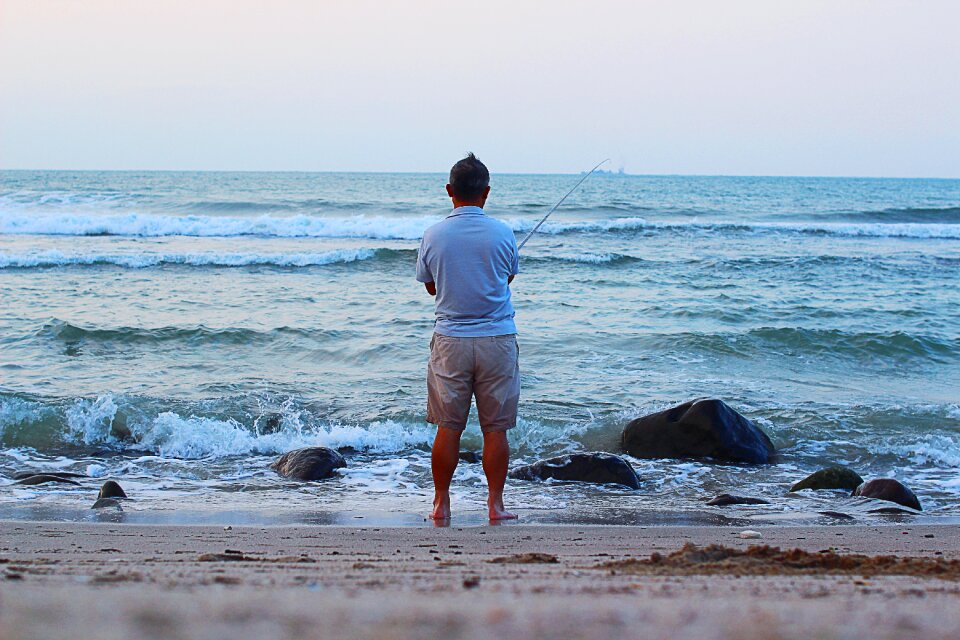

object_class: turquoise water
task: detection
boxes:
[1,171,958,524]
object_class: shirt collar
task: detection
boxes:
[446,205,486,218]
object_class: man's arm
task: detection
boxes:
[416,236,435,295]
[507,230,519,286]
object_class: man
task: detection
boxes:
[416,153,520,521]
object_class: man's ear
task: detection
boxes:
[446,184,455,198]
[479,185,491,205]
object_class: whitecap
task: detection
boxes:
[0,248,378,269]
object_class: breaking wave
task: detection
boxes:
[0,212,441,239]
[33,320,346,346]
[0,393,572,460]
[653,221,960,240]
[833,205,960,224]
[0,211,654,239]
[2,210,960,240]
[0,248,378,269]
[0,393,436,458]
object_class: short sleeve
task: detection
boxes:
[415,237,433,283]
[509,234,520,276]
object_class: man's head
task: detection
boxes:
[446,153,490,208]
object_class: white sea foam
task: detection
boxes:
[0,248,637,269]
[65,395,120,446]
[551,253,623,264]
[55,395,436,459]
[0,396,46,435]
[0,190,127,208]
[0,211,652,239]
[507,415,591,455]
[533,219,960,240]
[732,221,960,239]
[338,459,421,495]
[41,393,577,460]
[874,435,960,468]
[0,248,378,269]
[0,212,439,238]
[85,464,108,477]
[1,448,34,463]
[2,209,959,239]
[520,217,651,234]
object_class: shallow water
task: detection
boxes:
[1,171,958,524]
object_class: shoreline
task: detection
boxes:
[3,521,960,639]
[5,520,960,556]
[3,504,958,528]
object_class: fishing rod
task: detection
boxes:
[517,158,609,251]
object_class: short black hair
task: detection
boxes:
[448,153,489,200]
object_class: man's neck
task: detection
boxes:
[452,201,484,209]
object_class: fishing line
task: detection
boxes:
[517,159,609,251]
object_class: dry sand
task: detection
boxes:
[2,521,960,639]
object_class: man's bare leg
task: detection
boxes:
[482,430,518,520]
[430,426,461,520]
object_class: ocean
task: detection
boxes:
[1,170,958,526]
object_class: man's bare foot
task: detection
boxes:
[430,492,451,520]
[488,498,518,521]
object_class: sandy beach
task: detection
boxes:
[2,521,960,639]
[3,1,958,638]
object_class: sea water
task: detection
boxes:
[1,171,958,525]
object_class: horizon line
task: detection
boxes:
[1,167,959,181]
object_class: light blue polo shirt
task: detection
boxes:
[416,206,520,337]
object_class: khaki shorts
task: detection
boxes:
[426,333,520,433]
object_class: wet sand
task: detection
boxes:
[2,521,960,639]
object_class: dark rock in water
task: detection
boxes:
[819,511,855,520]
[705,494,770,506]
[868,506,918,515]
[89,447,120,457]
[98,480,127,499]
[459,451,482,464]
[14,474,81,486]
[256,413,283,435]
[621,399,776,463]
[111,414,134,441]
[271,447,346,481]
[508,452,641,489]
[791,467,864,492]
[92,497,123,510]
[13,471,85,480]
[854,479,922,511]
[336,446,359,456]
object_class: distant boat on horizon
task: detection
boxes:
[582,167,627,176]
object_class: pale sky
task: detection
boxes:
[1,0,957,177]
